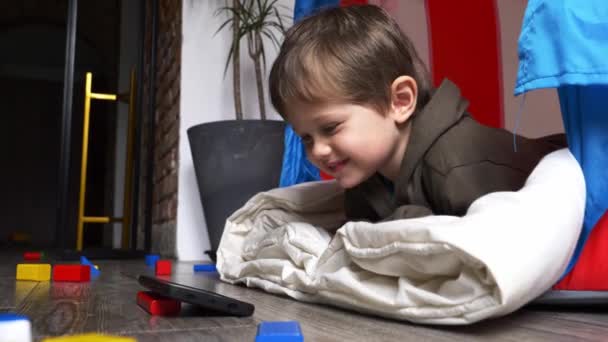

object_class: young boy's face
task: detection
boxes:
[288,101,409,188]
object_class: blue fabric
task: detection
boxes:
[515,0,608,276]
[294,0,339,20]
[515,0,608,94]
[558,85,608,275]
[280,127,320,187]
[280,0,339,187]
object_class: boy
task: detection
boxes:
[269,5,564,222]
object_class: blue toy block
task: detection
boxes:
[0,313,31,342]
[145,254,160,267]
[193,264,217,272]
[256,321,303,342]
[0,314,28,322]
[80,256,101,277]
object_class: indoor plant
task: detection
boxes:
[187,0,289,259]
[217,0,289,120]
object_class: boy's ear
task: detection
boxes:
[389,76,418,124]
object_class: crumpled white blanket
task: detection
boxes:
[217,149,585,324]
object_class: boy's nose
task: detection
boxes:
[310,140,332,161]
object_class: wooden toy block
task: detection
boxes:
[145,254,160,266]
[0,313,31,342]
[193,263,217,272]
[136,291,181,316]
[155,260,171,275]
[41,333,136,341]
[16,264,51,281]
[80,256,101,277]
[256,321,304,342]
[23,251,42,261]
[52,265,91,282]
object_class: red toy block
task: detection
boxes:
[23,252,42,261]
[136,291,181,316]
[155,260,171,275]
[52,265,91,282]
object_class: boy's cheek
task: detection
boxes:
[305,155,324,171]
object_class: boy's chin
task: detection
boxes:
[335,176,363,189]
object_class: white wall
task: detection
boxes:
[178,0,292,260]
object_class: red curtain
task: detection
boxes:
[426,0,504,128]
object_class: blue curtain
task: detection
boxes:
[515,0,608,276]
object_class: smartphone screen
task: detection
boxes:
[138,274,255,317]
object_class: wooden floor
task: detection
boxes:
[2,249,608,341]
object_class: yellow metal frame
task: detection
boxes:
[76,71,137,251]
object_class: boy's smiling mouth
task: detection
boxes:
[326,159,349,174]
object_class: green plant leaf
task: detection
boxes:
[212,0,292,119]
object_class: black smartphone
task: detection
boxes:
[138,274,255,317]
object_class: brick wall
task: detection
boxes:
[139,0,182,257]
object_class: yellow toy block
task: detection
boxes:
[16,264,51,281]
[41,333,136,342]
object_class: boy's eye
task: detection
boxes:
[322,123,339,135]
[301,135,313,146]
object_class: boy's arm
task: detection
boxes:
[345,175,434,222]
[368,163,533,221]
[440,162,530,216]
[344,176,433,222]
[382,204,433,221]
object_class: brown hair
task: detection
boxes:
[269,4,432,118]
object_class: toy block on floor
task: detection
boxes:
[145,254,160,266]
[80,256,101,277]
[16,264,51,281]
[256,321,304,342]
[193,263,217,272]
[155,260,171,275]
[136,291,181,316]
[41,333,136,341]
[0,313,31,342]
[23,251,42,261]
[53,265,91,282]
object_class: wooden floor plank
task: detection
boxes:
[0,277,38,310]
[0,251,607,341]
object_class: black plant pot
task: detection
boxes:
[187,120,286,257]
